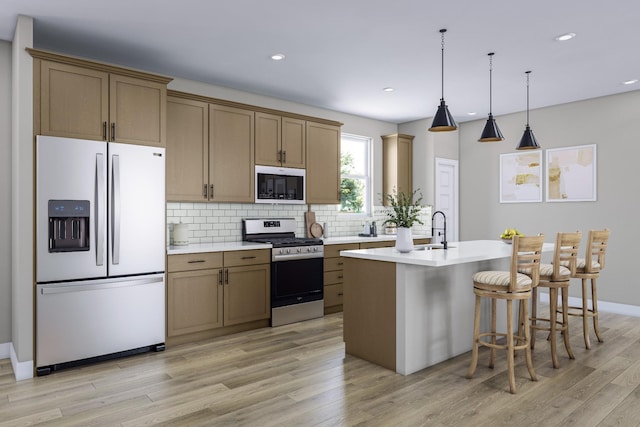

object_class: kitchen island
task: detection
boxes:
[340,240,553,375]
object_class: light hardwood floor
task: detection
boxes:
[1,308,639,426]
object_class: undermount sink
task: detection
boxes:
[414,244,456,250]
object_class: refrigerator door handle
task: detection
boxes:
[39,275,164,295]
[96,153,105,266]
[112,154,121,265]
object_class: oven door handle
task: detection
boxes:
[272,253,323,262]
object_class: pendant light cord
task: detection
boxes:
[488,53,494,115]
[525,70,531,126]
[440,29,446,100]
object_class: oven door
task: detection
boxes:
[271,257,323,307]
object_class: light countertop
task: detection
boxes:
[339,240,554,267]
[322,234,431,245]
[167,234,433,255]
[167,241,271,255]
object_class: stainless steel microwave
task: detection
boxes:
[255,165,305,204]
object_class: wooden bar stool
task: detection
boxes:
[467,234,544,394]
[562,229,610,349]
[521,231,581,368]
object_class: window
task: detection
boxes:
[340,133,371,215]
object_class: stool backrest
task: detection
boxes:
[512,234,545,292]
[584,229,610,272]
[553,231,582,279]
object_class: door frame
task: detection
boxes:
[434,157,459,242]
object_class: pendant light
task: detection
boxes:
[516,71,540,150]
[478,52,504,142]
[429,29,457,132]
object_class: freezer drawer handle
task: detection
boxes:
[39,276,163,295]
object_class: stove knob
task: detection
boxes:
[313,247,318,252]
[296,247,302,253]
[307,247,312,252]
[286,248,291,254]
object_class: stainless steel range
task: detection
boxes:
[242,218,324,326]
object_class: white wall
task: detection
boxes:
[459,90,640,307]
[11,15,34,379]
[0,40,11,344]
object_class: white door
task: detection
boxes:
[434,158,459,243]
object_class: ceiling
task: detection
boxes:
[2,0,639,124]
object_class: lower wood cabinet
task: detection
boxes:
[323,238,431,314]
[167,249,270,340]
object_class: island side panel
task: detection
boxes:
[343,258,397,371]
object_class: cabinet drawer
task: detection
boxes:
[414,238,431,245]
[324,270,345,286]
[168,252,223,272]
[324,284,343,307]
[359,241,394,249]
[223,249,270,267]
[324,257,346,272]
[324,243,359,258]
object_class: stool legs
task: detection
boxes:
[506,299,516,393]
[591,278,603,344]
[561,287,575,360]
[467,294,481,379]
[490,298,496,369]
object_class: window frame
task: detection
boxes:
[339,133,372,217]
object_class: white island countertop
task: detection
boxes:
[340,239,554,267]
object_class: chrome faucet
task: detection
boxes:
[431,210,448,249]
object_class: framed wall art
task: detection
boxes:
[546,144,597,202]
[499,151,543,203]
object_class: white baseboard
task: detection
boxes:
[539,292,640,317]
[0,342,9,359]
[10,343,33,381]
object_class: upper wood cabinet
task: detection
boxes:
[31,49,170,147]
[166,97,255,202]
[166,96,208,201]
[306,121,341,204]
[255,112,305,168]
[209,104,255,202]
[382,133,414,204]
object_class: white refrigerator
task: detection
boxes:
[35,135,166,375]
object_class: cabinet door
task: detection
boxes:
[224,264,270,326]
[167,269,223,337]
[166,97,209,201]
[255,112,281,167]
[281,117,305,168]
[40,60,109,141]
[209,104,255,202]
[306,121,341,204]
[109,74,166,147]
[382,133,414,204]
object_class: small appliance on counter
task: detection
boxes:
[173,223,189,246]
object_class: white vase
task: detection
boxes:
[395,227,414,253]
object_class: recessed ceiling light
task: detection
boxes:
[383,87,394,92]
[467,112,477,116]
[271,53,286,61]
[623,79,638,85]
[555,32,576,41]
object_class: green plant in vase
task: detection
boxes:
[383,189,424,252]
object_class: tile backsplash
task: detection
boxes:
[166,202,432,245]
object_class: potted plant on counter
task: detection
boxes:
[383,188,424,253]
